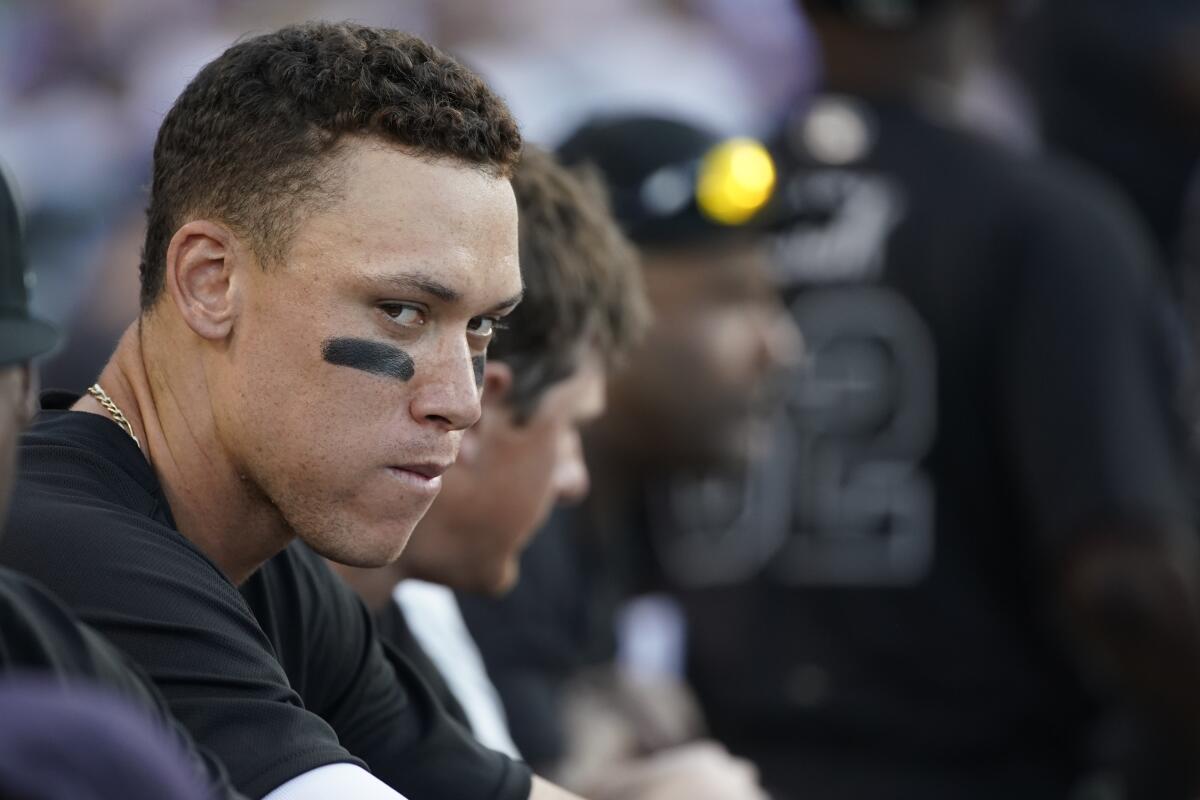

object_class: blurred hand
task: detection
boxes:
[580,742,768,800]
[560,669,706,762]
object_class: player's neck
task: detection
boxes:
[77,321,292,585]
[328,517,428,610]
[328,559,405,611]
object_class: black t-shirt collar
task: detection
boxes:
[33,390,162,508]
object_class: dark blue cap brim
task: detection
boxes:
[0,315,60,366]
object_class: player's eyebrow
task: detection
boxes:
[368,272,522,312]
[375,273,460,303]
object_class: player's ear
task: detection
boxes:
[459,361,514,466]
[163,220,243,340]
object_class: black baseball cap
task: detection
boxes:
[557,115,780,248]
[0,167,58,366]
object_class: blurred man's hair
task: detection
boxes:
[493,146,649,423]
[139,21,521,310]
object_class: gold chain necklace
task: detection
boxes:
[86,383,141,449]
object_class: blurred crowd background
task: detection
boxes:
[10,0,1199,388]
[1,0,810,388]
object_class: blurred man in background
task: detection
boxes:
[635,1,1200,798]
[459,114,802,785]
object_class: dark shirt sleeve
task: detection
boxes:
[269,545,532,800]
[0,485,359,799]
[1000,164,1194,557]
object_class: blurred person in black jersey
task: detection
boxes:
[458,115,802,781]
[631,1,1200,798]
[0,166,233,799]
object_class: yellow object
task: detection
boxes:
[695,138,776,225]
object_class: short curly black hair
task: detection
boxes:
[139,21,522,311]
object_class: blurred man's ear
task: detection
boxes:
[459,361,514,465]
[481,361,513,407]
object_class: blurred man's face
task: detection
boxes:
[403,351,607,595]
[606,238,799,469]
[0,364,34,525]
[208,140,522,569]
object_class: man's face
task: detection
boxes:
[406,352,607,595]
[212,140,521,568]
[0,363,34,526]
[606,238,800,469]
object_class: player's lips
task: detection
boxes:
[398,461,450,480]
[386,462,450,493]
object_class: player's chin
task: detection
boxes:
[313,518,423,569]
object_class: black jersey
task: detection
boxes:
[0,394,532,800]
[643,96,1196,799]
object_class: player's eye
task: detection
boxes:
[468,316,501,339]
[380,303,426,327]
